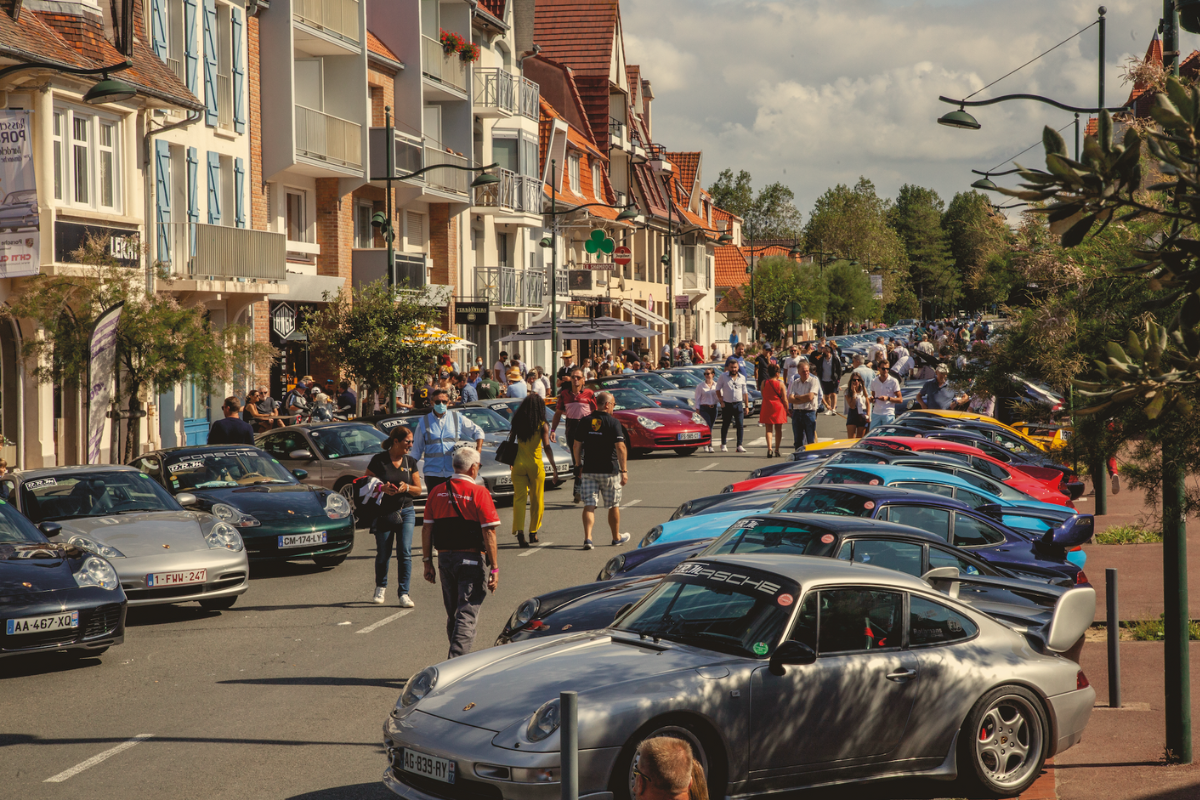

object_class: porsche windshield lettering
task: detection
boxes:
[671,562,783,596]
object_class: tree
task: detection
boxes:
[303,279,446,412]
[803,178,909,303]
[3,234,270,459]
[706,169,804,239]
[942,190,1013,310]
[737,256,827,343]
[823,260,878,332]
[890,184,960,316]
[707,169,754,220]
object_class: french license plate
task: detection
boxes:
[402,748,456,784]
[6,610,79,635]
[146,568,206,587]
[677,432,702,441]
[495,476,512,486]
[279,531,327,548]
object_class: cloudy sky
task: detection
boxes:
[622,0,1192,219]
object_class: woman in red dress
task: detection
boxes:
[758,363,789,457]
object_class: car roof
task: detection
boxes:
[792,482,974,509]
[16,464,140,479]
[147,444,265,457]
[270,421,377,431]
[739,512,947,542]
[864,436,984,455]
[694,553,933,591]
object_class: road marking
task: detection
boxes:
[622,499,642,508]
[45,734,155,782]
[695,462,718,472]
[356,609,413,634]
[1075,497,1090,502]
[746,438,766,447]
[519,541,553,557]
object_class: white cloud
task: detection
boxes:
[620,0,1171,216]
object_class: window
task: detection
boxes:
[592,163,602,199]
[788,592,818,650]
[704,520,839,559]
[99,122,116,208]
[950,513,1005,548]
[55,107,122,212]
[52,111,64,201]
[354,203,375,248]
[72,115,89,204]
[568,154,580,193]
[970,456,1010,482]
[881,504,950,541]
[928,546,983,576]
[894,481,955,499]
[496,232,509,267]
[954,488,992,508]
[808,467,879,487]
[776,487,878,518]
[846,539,925,578]
[909,596,978,647]
[406,211,427,251]
[818,590,902,654]
[286,191,308,242]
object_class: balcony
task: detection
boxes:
[218,73,233,131]
[158,222,286,282]
[293,0,361,44]
[295,105,363,169]
[476,266,544,309]
[609,115,626,149]
[369,127,423,177]
[421,35,468,97]
[422,140,471,196]
[518,76,539,120]
[473,168,543,217]
[474,68,515,116]
[167,56,183,84]
[352,249,427,291]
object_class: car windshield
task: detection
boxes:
[615,561,799,657]
[702,519,840,558]
[774,487,879,517]
[636,373,678,392]
[657,371,702,388]
[799,466,883,487]
[0,501,48,546]
[3,189,37,204]
[484,402,517,421]
[22,471,179,523]
[163,448,297,490]
[459,407,511,433]
[608,387,657,411]
[309,424,388,458]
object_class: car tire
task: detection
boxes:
[958,684,1048,797]
[673,447,699,456]
[608,716,725,800]
[199,596,238,612]
[336,480,363,528]
[313,554,347,568]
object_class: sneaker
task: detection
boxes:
[583,540,595,550]
[573,488,582,504]
[1111,472,1121,495]
[721,444,728,452]
[736,445,747,453]
[612,533,631,546]
[398,594,415,609]
[371,587,386,605]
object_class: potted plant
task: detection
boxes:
[440,29,465,55]
[459,42,480,63]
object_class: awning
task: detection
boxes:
[407,323,476,351]
[615,298,669,326]
[268,273,347,304]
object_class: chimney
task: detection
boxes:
[514,0,535,56]
[641,78,654,140]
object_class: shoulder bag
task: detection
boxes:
[495,426,518,466]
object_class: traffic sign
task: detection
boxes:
[784,301,804,324]
[614,246,632,266]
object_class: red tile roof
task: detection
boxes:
[715,245,749,289]
[367,31,402,66]
[534,0,622,147]
[715,284,744,315]
[479,0,508,19]
[1121,33,1200,121]
[666,152,701,201]
[540,97,623,221]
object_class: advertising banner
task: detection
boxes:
[0,110,40,278]
[870,274,884,299]
[87,303,124,464]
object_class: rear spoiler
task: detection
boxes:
[978,503,1076,525]
[1011,465,1064,488]
[978,505,1094,546]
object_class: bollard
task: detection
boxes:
[1107,568,1121,709]
[561,691,578,800]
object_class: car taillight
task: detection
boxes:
[1075,570,1089,585]
[1052,402,1063,412]
[1077,670,1090,690]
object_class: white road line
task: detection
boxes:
[356,609,413,634]
[518,541,553,557]
[45,734,155,783]
[746,437,767,447]
[622,499,642,508]
[695,462,718,472]
[1074,497,1091,502]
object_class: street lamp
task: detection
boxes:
[0,57,137,103]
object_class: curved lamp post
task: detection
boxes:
[0,57,137,104]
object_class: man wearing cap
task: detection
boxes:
[918,363,966,410]
[556,350,577,388]
[284,377,313,418]
[754,343,775,385]
[506,367,528,399]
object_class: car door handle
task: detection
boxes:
[886,668,917,682]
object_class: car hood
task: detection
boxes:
[417,632,730,731]
[652,509,750,547]
[53,512,208,556]
[0,552,79,595]
[193,484,328,522]
[615,407,697,427]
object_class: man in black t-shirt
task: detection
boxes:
[336,381,357,416]
[208,397,256,445]
[571,391,631,550]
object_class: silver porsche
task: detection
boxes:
[9,466,249,610]
[382,555,1095,799]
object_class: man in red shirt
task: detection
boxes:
[421,448,500,658]
[550,368,597,504]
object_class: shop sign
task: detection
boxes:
[55,221,140,267]
[455,301,490,324]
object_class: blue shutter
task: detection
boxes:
[155,140,172,264]
[231,8,245,134]
[184,0,199,94]
[234,157,245,228]
[186,146,199,258]
[150,0,168,60]
[202,0,218,126]
[207,151,221,225]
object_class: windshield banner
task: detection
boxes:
[0,110,39,279]
[87,302,124,464]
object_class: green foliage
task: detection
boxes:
[823,260,878,330]
[1094,524,1162,545]
[707,169,754,220]
[738,256,827,342]
[942,191,1014,310]
[1126,614,1200,641]
[706,169,803,239]
[890,184,960,316]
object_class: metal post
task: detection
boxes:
[1094,459,1108,516]
[666,176,675,347]
[1098,7,1106,109]
[749,225,756,344]
[550,160,558,360]
[1162,439,1192,762]
[1165,1,1181,77]
[560,691,578,800]
[1074,113,1080,162]
[1106,567,1121,708]
[385,106,397,414]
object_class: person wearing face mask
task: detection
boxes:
[411,388,485,494]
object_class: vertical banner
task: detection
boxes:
[87,303,124,464]
[0,110,40,278]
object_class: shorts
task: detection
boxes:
[847,410,869,428]
[820,380,839,395]
[580,473,622,508]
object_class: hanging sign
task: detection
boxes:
[0,110,39,278]
[87,303,123,464]
[272,303,296,338]
[455,301,489,324]
[613,246,632,266]
[584,263,615,271]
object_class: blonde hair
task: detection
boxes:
[637,738,693,795]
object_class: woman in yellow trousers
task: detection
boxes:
[510,394,562,548]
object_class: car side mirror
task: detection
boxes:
[614,602,634,622]
[38,521,63,537]
[768,640,816,675]
[176,492,198,507]
[292,469,308,480]
[289,449,316,461]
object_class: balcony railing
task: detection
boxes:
[551,268,568,296]
[167,56,183,84]
[609,115,626,143]
[421,35,468,95]
[370,127,423,178]
[294,0,361,43]
[475,68,515,114]
[473,167,543,214]
[518,76,539,120]
[158,222,286,281]
[476,266,544,309]
[295,105,363,169]
[218,73,233,131]
[423,140,470,195]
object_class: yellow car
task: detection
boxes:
[801,438,858,453]
[905,409,1049,453]
[1011,421,1072,452]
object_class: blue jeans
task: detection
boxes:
[870,411,895,430]
[720,402,744,446]
[698,405,717,432]
[791,409,817,450]
[373,505,416,593]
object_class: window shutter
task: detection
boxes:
[207,151,221,224]
[202,0,219,126]
[155,140,171,263]
[231,8,245,133]
[234,157,245,227]
[406,211,425,249]
[184,0,199,94]
[150,0,168,60]
[186,147,199,223]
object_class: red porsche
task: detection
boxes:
[605,386,711,456]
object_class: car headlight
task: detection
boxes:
[401,666,438,707]
[211,502,260,528]
[527,698,561,743]
[325,492,352,520]
[691,413,706,425]
[510,598,540,629]
[205,522,245,551]
[641,525,663,547]
[68,535,125,559]
[74,555,119,590]
[599,553,625,581]
[721,485,733,493]
[750,468,764,479]
[636,415,664,430]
